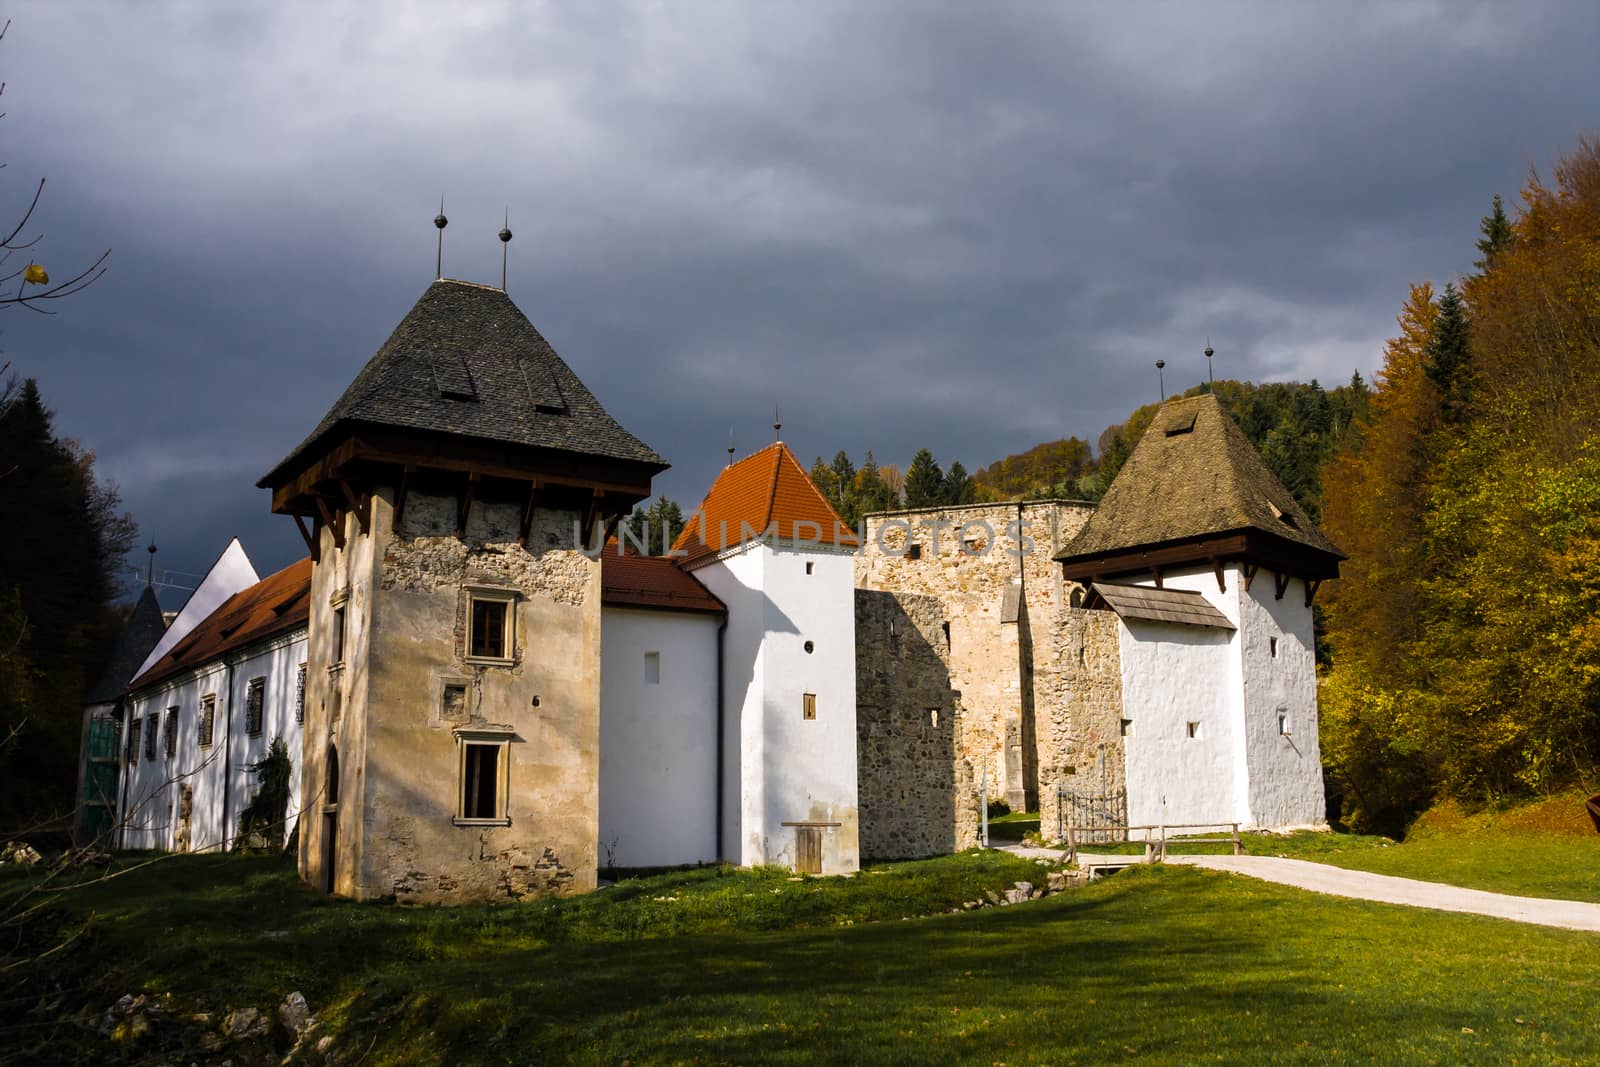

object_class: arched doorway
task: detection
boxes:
[322,744,340,894]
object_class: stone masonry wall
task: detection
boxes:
[854,589,978,858]
[1035,607,1125,843]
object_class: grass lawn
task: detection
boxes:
[6,850,1600,1065]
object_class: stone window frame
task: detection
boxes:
[244,677,266,737]
[329,588,350,670]
[803,692,817,721]
[432,672,475,726]
[198,694,217,748]
[164,706,179,758]
[295,663,307,724]
[143,711,158,761]
[452,725,513,827]
[126,716,142,766]
[462,585,518,667]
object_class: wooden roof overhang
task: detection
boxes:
[1058,527,1343,602]
[259,422,665,558]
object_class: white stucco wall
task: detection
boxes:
[1118,563,1326,832]
[690,540,860,873]
[599,607,721,868]
[1238,574,1326,828]
[117,630,307,852]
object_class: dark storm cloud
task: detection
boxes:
[5,1,1596,601]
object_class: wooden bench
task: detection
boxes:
[1064,822,1242,866]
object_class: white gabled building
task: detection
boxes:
[671,442,861,875]
[114,551,309,853]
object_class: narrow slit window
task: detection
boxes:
[143,713,158,760]
[126,717,142,765]
[331,604,347,664]
[644,651,661,685]
[295,663,307,724]
[1269,636,1279,658]
[805,561,814,575]
[164,707,178,758]
[1186,721,1201,739]
[1121,718,1133,737]
[803,693,817,721]
[1278,712,1291,736]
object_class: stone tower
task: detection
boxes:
[258,279,665,902]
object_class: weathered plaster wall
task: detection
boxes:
[854,589,978,858]
[1238,572,1327,828]
[598,606,721,868]
[330,489,602,904]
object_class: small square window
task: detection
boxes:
[805,561,814,575]
[455,732,511,825]
[198,695,216,748]
[644,651,661,685]
[1186,721,1201,739]
[466,590,514,663]
[441,684,468,722]
[1278,712,1291,736]
[906,544,923,560]
[1121,718,1133,737]
[245,678,265,737]
[803,693,817,721]
[1269,636,1279,658]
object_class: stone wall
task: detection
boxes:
[1035,606,1125,842]
[856,500,1095,812]
[854,589,978,858]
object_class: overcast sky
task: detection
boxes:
[7,2,1597,603]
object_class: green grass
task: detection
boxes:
[984,810,1040,842]
[6,850,1600,1065]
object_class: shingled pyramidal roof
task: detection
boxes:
[674,442,858,565]
[260,279,665,489]
[83,585,169,705]
[1055,393,1344,580]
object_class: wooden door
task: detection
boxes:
[796,826,822,874]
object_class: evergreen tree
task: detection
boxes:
[624,496,686,555]
[0,379,137,828]
[1423,282,1472,421]
[852,451,893,519]
[1475,193,1514,273]
[903,449,945,508]
[943,461,975,505]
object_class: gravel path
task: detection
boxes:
[994,842,1600,932]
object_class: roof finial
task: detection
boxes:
[1204,338,1215,387]
[727,427,736,467]
[499,209,513,291]
[434,197,449,279]
[146,540,157,588]
[774,404,782,442]
[1155,359,1166,401]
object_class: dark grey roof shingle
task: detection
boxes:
[1089,580,1237,630]
[83,585,168,705]
[260,279,665,487]
[1056,393,1343,563]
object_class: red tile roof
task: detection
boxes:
[126,558,313,694]
[673,442,858,564]
[601,547,725,616]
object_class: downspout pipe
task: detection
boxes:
[221,658,235,851]
[714,613,728,863]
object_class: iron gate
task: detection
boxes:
[1056,785,1127,844]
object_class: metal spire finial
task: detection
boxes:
[1155,359,1167,401]
[146,541,157,587]
[1204,338,1215,386]
[727,427,736,467]
[773,404,782,442]
[499,208,513,291]
[434,197,448,279]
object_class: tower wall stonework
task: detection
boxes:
[854,589,978,858]
[300,487,603,904]
[855,501,1101,820]
[1035,607,1126,842]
